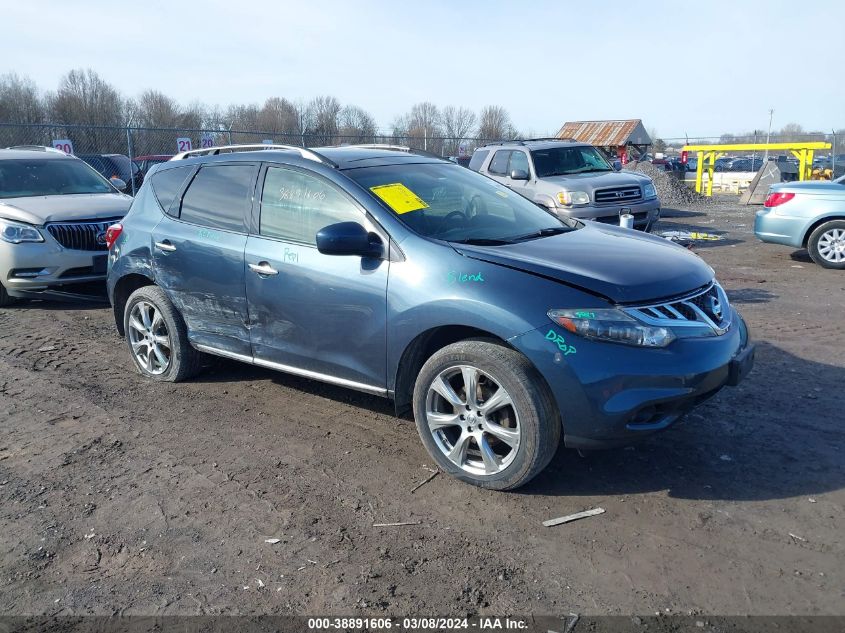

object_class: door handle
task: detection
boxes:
[249,262,279,276]
[154,240,176,252]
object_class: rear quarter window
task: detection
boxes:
[150,166,194,216]
[468,150,490,172]
[178,164,256,232]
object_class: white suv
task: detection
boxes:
[0,147,132,305]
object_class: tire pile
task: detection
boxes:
[624,161,712,209]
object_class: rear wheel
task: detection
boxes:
[808,220,845,269]
[413,339,560,490]
[0,282,13,307]
[123,285,203,382]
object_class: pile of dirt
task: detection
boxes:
[624,161,711,208]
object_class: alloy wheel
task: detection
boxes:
[817,228,845,263]
[425,365,520,476]
[128,300,172,375]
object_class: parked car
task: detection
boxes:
[78,153,144,194]
[468,140,660,231]
[726,157,765,172]
[754,174,845,269]
[134,154,173,175]
[0,146,132,305]
[107,143,753,490]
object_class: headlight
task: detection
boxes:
[548,308,675,348]
[557,190,590,206]
[643,182,657,199]
[0,218,44,244]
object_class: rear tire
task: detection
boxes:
[123,285,203,382]
[412,339,560,490]
[0,282,13,307]
[808,220,845,269]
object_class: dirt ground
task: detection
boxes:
[0,200,842,619]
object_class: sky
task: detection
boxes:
[4,0,843,139]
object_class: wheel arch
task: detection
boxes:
[112,273,155,336]
[803,214,845,247]
[393,325,516,417]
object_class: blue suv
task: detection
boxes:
[106,144,754,490]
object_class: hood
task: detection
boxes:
[540,170,651,189]
[772,180,845,196]
[453,223,714,304]
[0,193,132,225]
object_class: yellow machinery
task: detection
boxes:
[682,142,832,196]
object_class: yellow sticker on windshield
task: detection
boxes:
[369,183,429,214]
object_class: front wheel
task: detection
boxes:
[808,220,845,269]
[413,339,560,490]
[123,285,203,382]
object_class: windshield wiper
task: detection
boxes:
[510,227,570,242]
[449,237,514,246]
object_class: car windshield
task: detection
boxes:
[346,162,576,244]
[530,146,612,177]
[0,159,115,198]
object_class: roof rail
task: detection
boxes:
[345,144,445,160]
[480,137,579,148]
[5,145,68,154]
[171,144,337,168]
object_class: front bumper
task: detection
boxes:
[558,197,661,231]
[511,308,753,449]
[0,238,109,298]
[754,207,807,248]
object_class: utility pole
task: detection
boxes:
[764,109,774,162]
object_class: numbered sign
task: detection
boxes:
[52,139,74,155]
[176,137,193,153]
[200,133,214,149]
[457,141,469,157]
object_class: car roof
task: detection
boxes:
[0,147,76,161]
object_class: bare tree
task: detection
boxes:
[0,73,45,147]
[338,105,377,143]
[441,105,476,156]
[257,97,299,140]
[47,69,124,152]
[307,95,341,145]
[477,105,515,141]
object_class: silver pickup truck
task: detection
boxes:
[469,139,660,231]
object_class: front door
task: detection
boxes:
[151,162,258,356]
[245,165,389,392]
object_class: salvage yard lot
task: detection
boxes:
[0,202,842,616]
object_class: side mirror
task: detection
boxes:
[611,160,622,172]
[509,169,529,180]
[316,221,383,258]
[110,177,127,191]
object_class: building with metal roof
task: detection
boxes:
[556,120,651,162]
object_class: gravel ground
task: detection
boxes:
[0,201,843,620]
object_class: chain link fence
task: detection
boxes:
[0,122,501,165]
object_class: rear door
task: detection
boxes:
[151,162,258,356]
[244,164,389,392]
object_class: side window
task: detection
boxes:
[488,151,511,175]
[467,149,489,172]
[179,164,255,232]
[260,167,363,245]
[150,166,193,216]
[508,151,529,174]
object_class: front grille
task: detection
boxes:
[594,185,642,205]
[624,283,731,334]
[46,218,121,251]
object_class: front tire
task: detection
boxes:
[808,220,845,269]
[123,285,203,382]
[412,339,560,490]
